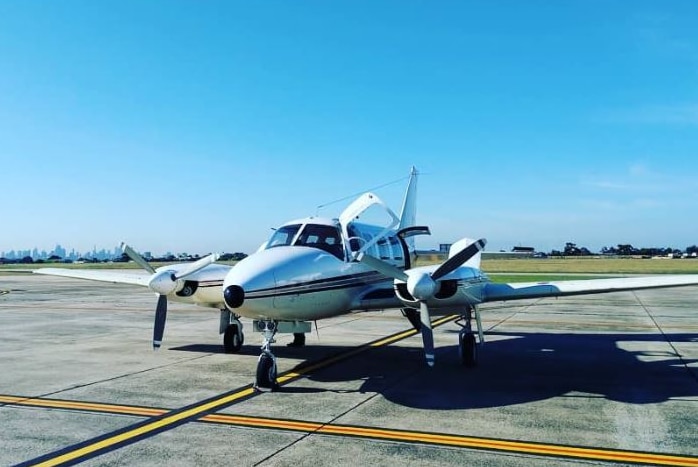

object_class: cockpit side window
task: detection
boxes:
[346,224,362,252]
[294,224,344,260]
[266,224,302,248]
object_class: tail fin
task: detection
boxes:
[398,167,418,249]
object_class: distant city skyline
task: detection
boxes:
[0,243,241,261]
[0,244,124,261]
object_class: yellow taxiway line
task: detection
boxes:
[12,316,456,466]
[4,394,698,467]
[12,312,697,466]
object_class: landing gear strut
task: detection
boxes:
[255,319,279,391]
[456,305,483,367]
[401,307,421,331]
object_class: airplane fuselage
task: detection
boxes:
[223,246,392,320]
[222,216,407,321]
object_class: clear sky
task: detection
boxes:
[1,1,697,256]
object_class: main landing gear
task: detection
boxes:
[401,308,422,332]
[221,310,244,353]
[456,305,483,367]
[287,333,305,347]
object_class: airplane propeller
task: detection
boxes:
[358,238,487,366]
[120,243,219,349]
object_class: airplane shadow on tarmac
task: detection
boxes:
[171,331,698,410]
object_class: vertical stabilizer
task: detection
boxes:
[398,166,419,249]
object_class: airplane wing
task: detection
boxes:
[483,275,698,302]
[33,268,152,287]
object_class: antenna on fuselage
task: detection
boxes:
[315,173,410,216]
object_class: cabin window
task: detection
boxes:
[377,238,391,259]
[267,224,302,248]
[294,224,344,260]
[389,236,403,260]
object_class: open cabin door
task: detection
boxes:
[339,192,400,259]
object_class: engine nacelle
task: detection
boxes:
[394,266,485,310]
[148,270,182,295]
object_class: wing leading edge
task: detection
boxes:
[34,268,152,287]
[483,275,698,302]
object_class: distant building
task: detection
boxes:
[439,243,452,253]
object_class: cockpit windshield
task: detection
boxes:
[265,223,345,260]
[266,224,302,248]
[295,224,344,260]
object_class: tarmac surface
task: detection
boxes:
[1,272,698,466]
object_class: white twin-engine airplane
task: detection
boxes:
[36,167,698,391]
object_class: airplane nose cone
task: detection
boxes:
[224,285,245,308]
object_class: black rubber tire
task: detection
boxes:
[403,308,421,332]
[459,333,477,367]
[287,333,306,347]
[223,324,243,353]
[255,353,277,391]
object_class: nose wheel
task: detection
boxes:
[256,351,278,391]
[255,320,279,391]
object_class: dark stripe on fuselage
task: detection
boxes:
[250,271,384,293]
[245,271,391,300]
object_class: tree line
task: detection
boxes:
[551,243,698,257]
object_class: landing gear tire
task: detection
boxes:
[459,333,477,367]
[255,352,278,391]
[401,308,421,332]
[223,324,244,353]
[287,333,305,347]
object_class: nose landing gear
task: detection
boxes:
[255,320,279,391]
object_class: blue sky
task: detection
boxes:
[1,1,697,256]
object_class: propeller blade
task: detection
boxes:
[121,242,156,274]
[357,253,409,282]
[432,238,487,281]
[173,253,220,280]
[419,302,435,367]
[153,294,167,349]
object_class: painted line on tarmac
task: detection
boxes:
[4,394,698,467]
[276,314,456,385]
[13,315,457,467]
